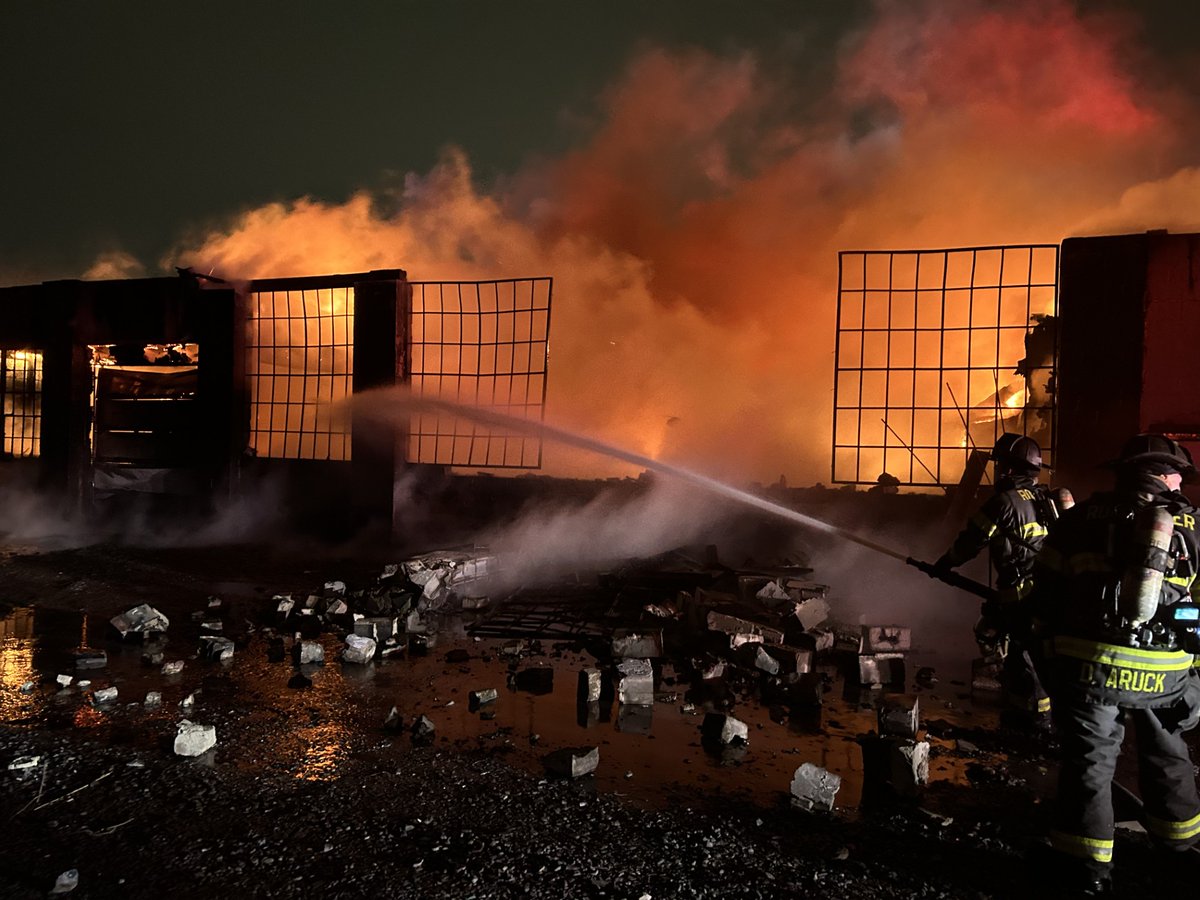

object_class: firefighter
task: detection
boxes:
[933,433,1062,727]
[1030,434,1200,893]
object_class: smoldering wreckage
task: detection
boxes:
[4,232,1200,896]
[0,517,1191,900]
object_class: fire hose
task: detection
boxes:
[904,557,999,603]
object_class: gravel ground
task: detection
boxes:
[0,543,1195,898]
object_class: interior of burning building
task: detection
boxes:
[0,269,551,536]
[0,228,1195,538]
[834,229,1200,502]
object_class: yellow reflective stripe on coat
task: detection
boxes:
[1021,522,1049,540]
[971,512,997,537]
[1053,637,1194,672]
[1049,830,1113,862]
[1145,811,1200,841]
[1036,697,1052,713]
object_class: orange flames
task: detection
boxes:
[151,0,1200,484]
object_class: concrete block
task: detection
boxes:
[91,686,118,705]
[765,645,813,676]
[110,604,170,638]
[296,641,324,665]
[616,658,655,706]
[411,715,436,740]
[355,617,399,643]
[706,611,785,646]
[701,713,749,745]
[578,668,602,703]
[878,696,920,738]
[790,762,842,811]
[343,635,377,664]
[199,636,235,661]
[860,735,930,801]
[611,629,663,658]
[860,625,912,654]
[576,700,601,728]
[73,649,108,670]
[858,653,906,686]
[746,644,781,675]
[469,689,498,709]
[544,746,599,778]
[174,720,217,756]
[791,597,831,632]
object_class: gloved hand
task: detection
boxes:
[932,553,955,576]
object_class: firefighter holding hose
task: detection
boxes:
[1026,434,1200,893]
[931,433,1066,729]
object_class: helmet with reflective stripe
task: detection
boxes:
[991,433,1042,473]
[1114,433,1196,476]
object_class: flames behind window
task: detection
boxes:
[833,245,1058,486]
[408,279,551,468]
[2,350,42,458]
[246,288,354,461]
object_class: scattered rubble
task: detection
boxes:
[8,755,42,771]
[343,635,376,665]
[110,603,170,639]
[199,636,235,661]
[469,689,498,709]
[544,746,600,778]
[161,660,185,676]
[615,659,654,706]
[701,713,749,745]
[296,641,325,665]
[790,762,842,811]
[91,687,118,705]
[174,720,217,757]
[411,715,436,742]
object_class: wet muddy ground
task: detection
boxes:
[0,542,1195,898]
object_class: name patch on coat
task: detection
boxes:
[1079,662,1166,693]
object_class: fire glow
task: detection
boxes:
[134,1,1200,485]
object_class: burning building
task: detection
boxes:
[833,230,1200,496]
[0,268,551,531]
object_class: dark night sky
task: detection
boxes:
[0,1,875,281]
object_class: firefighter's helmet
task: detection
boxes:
[1114,433,1196,476]
[991,433,1042,473]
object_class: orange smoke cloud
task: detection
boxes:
[169,0,1200,484]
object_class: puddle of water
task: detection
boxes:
[0,604,1008,812]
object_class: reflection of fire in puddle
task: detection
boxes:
[294,721,352,781]
[0,607,37,721]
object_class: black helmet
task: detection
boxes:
[991,433,1042,473]
[1114,433,1196,476]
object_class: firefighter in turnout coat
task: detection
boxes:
[1030,434,1200,892]
[935,433,1061,724]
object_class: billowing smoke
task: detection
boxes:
[90,0,1199,490]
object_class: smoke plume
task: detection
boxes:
[148,0,1200,487]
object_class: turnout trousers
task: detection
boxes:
[1050,696,1200,873]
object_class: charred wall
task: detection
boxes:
[1056,231,1200,497]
